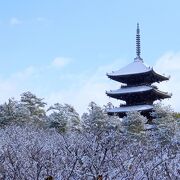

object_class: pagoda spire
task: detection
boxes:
[135,23,143,61]
[106,24,171,121]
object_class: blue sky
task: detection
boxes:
[0,0,180,114]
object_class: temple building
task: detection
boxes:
[106,24,171,119]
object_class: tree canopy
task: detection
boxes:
[0,92,179,179]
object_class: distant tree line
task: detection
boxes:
[0,91,179,179]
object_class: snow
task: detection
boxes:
[106,85,152,94]
[107,60,152,76]
[144,124,157,130]
[0,97,179,179]
[107,104,153,113]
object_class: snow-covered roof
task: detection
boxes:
[106,85,152,94]
[107,60,152,76]
[107,104,153,113]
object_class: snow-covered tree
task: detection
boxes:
[20,91,46,118]
[47,103,80,132]
[82,102,107,131]
[0,98,30,126]
[151,103,179,145]
[0,122,179,179]
[122,111,148,134]
[0,93,179,179]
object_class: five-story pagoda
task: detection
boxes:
[106,24,171,119]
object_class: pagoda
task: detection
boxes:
[106,24,171,120]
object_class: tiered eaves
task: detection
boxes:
[106,24,171,119]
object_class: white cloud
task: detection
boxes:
[36,17,47,23]
[46,59,124,115]
[10,17,22,26]
[0,53,179,115]
[0,77,16,97]
[154,52,180,112]
[155,52,180,72]
[46,54,180,115]
[0,66,37,103]
[37,17,45,22]
[51,57,71,68]
[12,66,36,80]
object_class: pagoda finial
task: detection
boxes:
[135,23,143,61]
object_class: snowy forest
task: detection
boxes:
[0,91,179,179]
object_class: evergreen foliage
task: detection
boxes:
[0,92,179,179]
[47,103,80,132]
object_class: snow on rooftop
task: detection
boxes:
[107,85,152,94]
[107,104,153,113]
[107,60,152,76]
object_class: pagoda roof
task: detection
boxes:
[107,60,169,84]
[107,104,153,113]
[106,85,152,94]
[107,59,152,77]
[106,85,171,96]
[106,85,171,102]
